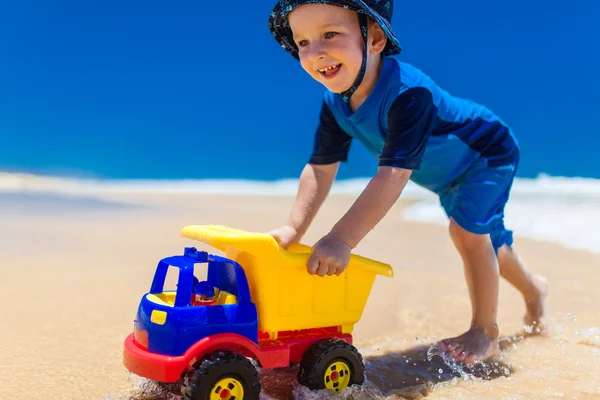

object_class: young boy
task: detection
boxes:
[266,0,548,364]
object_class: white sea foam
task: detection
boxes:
[0,172,431,198]
[401,174,600,254]
[1,172,599,253]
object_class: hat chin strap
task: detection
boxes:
[340,13,369,103]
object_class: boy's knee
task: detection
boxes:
[497,243,516,264]
[448,218,492,252]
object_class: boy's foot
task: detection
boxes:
[523,274,549,335]
[436,328,501,364]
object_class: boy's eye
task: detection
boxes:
[324,32,337,39]
[298,39,309,47]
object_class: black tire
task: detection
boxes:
[182,351,261,400]
[297,338,365,392]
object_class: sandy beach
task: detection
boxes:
[2,191,599,400]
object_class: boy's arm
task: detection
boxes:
[289,99,354,233]
[330,165,411,248]
[286,162,340,236]
[270,100,353,245]
[326,86,438,249]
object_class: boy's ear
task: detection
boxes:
[368,22,387,55]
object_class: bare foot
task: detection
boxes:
[436,328,501,364]
[523,274,549,335]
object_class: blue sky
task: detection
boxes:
[0,0,597,179]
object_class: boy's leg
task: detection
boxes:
[497,243,549,334]
[437,217,501,364]
[436,161,516,363]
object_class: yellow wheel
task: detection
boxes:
[298,338,365,392]
[323,360,352,392]
[209,377,244,400]
[182,351,261,400]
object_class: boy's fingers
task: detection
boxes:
[327,259,341,276]
[316,262,329,277]
[307,253,319,274]
[334,265,346,276]
[333,259,346,275]
[315,256,330,277]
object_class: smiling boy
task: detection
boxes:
[267,0,548,364]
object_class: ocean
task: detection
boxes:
[2,171,599,255]
[1,0,598,258]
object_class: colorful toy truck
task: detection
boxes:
[123,225,393,399]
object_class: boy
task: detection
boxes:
[266,0,548,364]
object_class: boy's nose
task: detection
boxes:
[307,44,326,62]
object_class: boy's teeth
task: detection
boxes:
[319,64,339,72]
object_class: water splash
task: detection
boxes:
[108,340,516,400]
[292,382,384,400]
[104,375,183,400]
[576,327,600,348]
[426,344,512,381]
[425,345,471,381]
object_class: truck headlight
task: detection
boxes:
[150,310,167,325]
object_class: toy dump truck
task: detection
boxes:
[123,225,393,399]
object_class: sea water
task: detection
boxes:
[2,172,599,254]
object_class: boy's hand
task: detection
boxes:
[308,232,351,277]
[268,224,302,248]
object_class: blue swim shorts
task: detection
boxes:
[438,158,518,253]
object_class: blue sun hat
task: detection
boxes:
[268,0,402,102]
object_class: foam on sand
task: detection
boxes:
[0,171,429,197]
[402,174,600,254]
[2,171,599,253]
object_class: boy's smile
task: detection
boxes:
[318,63,341,78]
[288,4,365,94]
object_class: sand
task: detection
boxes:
[1,192,599,400]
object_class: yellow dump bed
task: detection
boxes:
[181,225,393,338]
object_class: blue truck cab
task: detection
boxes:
[132,247,259,357]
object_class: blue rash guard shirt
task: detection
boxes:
[309,54,520,249]
[309,54,519,194]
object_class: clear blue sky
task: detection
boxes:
[0,0,597,180]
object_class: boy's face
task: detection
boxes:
[288,4,366,94]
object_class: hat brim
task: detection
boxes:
[268,0,402,60]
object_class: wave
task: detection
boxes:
[2,172,599,253]
[401,174,600,254]
[0,171,428,197]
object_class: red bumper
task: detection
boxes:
[123,333,189,383]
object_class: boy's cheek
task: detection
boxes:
[299,59,316,76]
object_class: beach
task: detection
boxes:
[2,190,599,400]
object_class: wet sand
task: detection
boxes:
[1,192,599,400]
